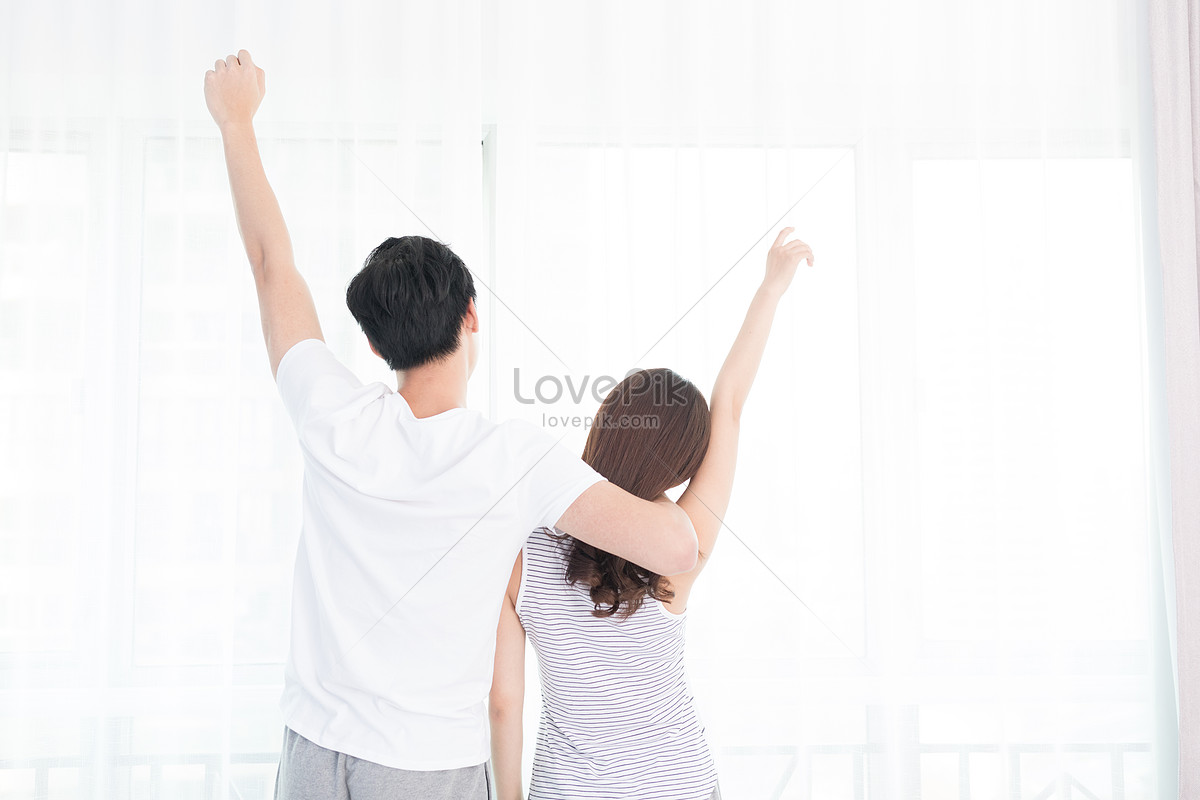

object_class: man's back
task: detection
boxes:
[275,339,601,770]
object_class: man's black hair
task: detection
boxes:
[346,236,477,371]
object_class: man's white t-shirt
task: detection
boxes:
[274,339,603,771]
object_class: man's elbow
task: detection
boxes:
[245,249,268,281]
[662,514,699,574]
[672,537,700,574]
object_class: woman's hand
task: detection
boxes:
[204,49,266,130]
[762,226,814,297]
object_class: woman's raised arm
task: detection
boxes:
[666,228,814,609]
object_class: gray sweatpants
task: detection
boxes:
[273,727,493,800]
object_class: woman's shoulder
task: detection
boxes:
[519,527,572,585]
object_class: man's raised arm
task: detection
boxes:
[205,49,323,377]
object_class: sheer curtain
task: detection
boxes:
[1144,0,1200,793]
[488,1,1167,798]
[0,1,482,797]
[0,0,1173,798]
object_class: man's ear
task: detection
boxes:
[368,339,383,360]
[463,298,480,333]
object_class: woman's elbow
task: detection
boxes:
[489,694,521,722]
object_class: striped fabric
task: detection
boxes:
[516,528,719,800]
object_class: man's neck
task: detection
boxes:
[396,355,469,419]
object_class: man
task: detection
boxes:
[204,50,698,799]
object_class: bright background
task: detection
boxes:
[0,0,1176,798]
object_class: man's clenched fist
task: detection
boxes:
[204,49,266,129]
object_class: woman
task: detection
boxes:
[489,228,814,799]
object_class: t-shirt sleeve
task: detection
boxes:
[518,426,606,530]
[275,338,370,437]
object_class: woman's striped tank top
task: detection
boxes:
[516,527,719,799]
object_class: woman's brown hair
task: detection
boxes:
[559,368,711,619]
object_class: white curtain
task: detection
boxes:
[1144,0,1200,793]
[0,0,1171,798]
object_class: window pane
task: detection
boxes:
[0,151,89,657]
[912,158,1146,646]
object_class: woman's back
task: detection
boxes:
[516,528,718,800]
